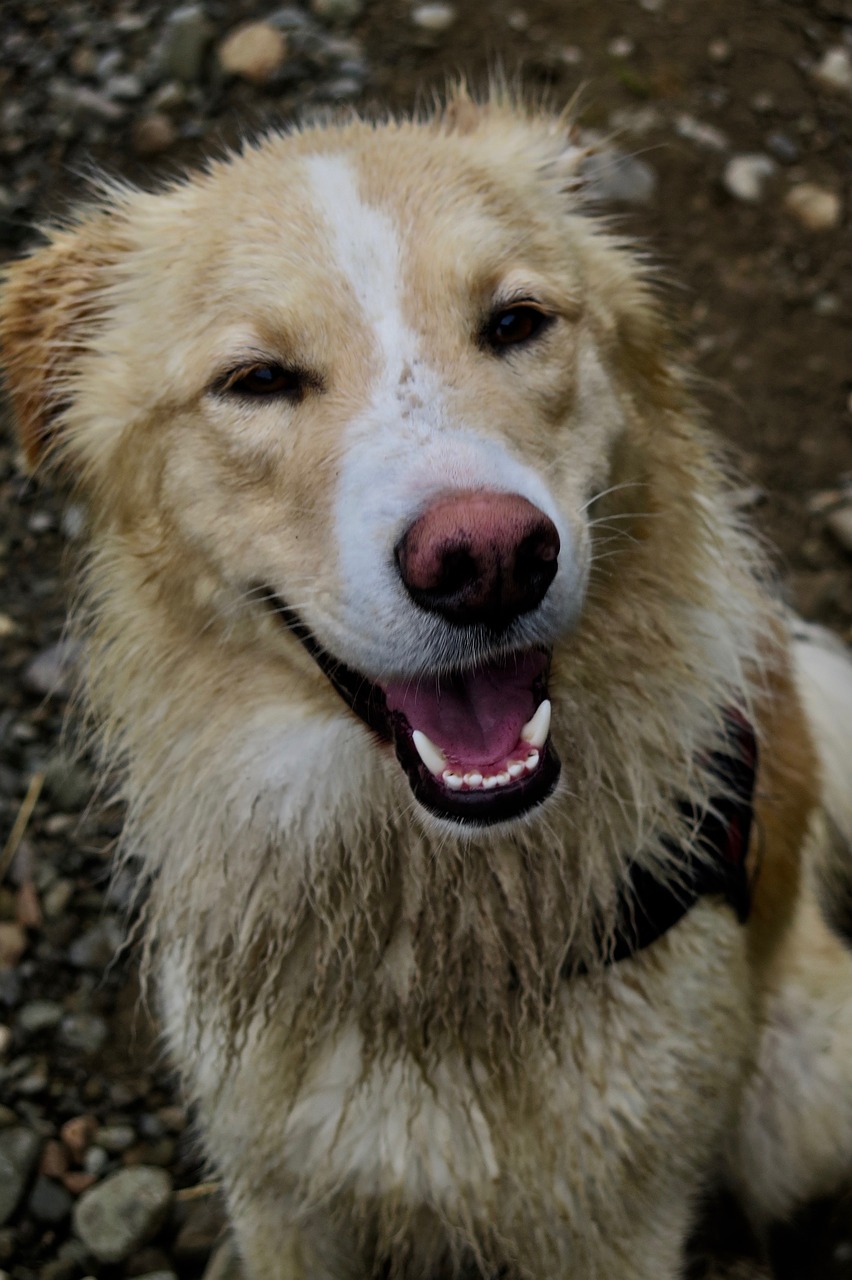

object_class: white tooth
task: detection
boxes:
[496,771,511,786]
[524,750,540,773]
[443,772,463,790]
[464,772,483,789]
[507,761,525,779]
[520,700,551,749]
[482,776,498,789]
[412,729,447,777]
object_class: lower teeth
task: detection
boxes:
[440,750,539,792]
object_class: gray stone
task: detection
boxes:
[813,46,852,96]
[82,1145,109,1176]
[784,182,842,232]
[0,1127,41,1225]
[22,639,80,699]
[411,3,456,32]
[96,1124,136,1154]
[43,751,93,810]
[28,1173,73,1224]
[310,0,364,18]
[722,153,776,203]
[73,1166,173,1263]
[675,112,728,151]
[161,5,211,83]
[59,1013,109,1056]
[16,1000,63,1036]
[582,150,657,205]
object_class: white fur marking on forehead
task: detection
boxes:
[304,152,406,350]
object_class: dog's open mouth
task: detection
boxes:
[266,594,561,825]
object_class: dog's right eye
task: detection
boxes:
[217,364,305,399]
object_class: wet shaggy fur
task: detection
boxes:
[3,93,852,1279]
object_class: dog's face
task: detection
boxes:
[1,102,674,829]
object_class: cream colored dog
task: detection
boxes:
[3,93,852,1280]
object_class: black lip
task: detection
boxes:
[264,590,561,827]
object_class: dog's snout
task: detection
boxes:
[395,490,560,629]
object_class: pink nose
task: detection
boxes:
[395,490,560,629]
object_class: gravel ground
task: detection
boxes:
[0,1,850,1277]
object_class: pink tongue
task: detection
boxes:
[381,650,548,769]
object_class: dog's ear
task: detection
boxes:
[0,213,124,472]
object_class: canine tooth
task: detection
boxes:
[443,772,463,790]
[464,772,483,789]
[412,729,447,776]
[507,761,525,779]
[496,771,511,786]
[524,750,540,773]
[482,776,498,789]
[519,699,551,749]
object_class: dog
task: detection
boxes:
[3,91,852,1279]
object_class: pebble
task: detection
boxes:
[0,1027,10,1059]
[60,1114,98,1161]
[813,46,852,96]
[50,81,126,123]
[42,878,74,919]
[160,4,211,83]
[708,37,731,63]
[44,751,93,810]
[0,614,16,639]
[722,153,776,202]
[411,3,456,32]
[218,22,288,84]
[132,113,178,156]
[97,1123,136,1154]
[82,1145,109,1176]
[0,923,27,969]
[0,1126,41,1226]
[17,999,63,1035]
[608,35,634,58]
[202,1238,243,1280]
[827,506,852,557]
[766,130,798,164]
[22,639,80,699]
[59,1013,109,1056]
[40,1139,70,1179]
[28,1173,73,1224]
[73,1166,173,1263]
[582,149,657,204]
[784,182,842,232]
[675,113,728,151]
[104,73,144,101]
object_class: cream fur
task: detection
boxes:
[2,94,852,1279]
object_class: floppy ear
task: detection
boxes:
[0,215,121,471]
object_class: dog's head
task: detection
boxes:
[1,96,688,831]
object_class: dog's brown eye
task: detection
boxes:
[485,306,551,352]
[221,364,303,398]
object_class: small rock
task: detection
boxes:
[0,1106,15,1127]
[148,81,186,112]
[411,3,456,32]
[132,113,178,156]
[218,23,288,84]
[310,0,363,18]
[160,4,211,83]
[73,1166,173,1264]
[28,1173,73,1224]
[44,751,93,810]
[0,614,16,638]
[813,46,852,96]
[59,1013,109,1056]
[43,879,74,919]
[157,1106,188,1134]
[675,113,728,151]
[607,35,634,57]
[68,916,123,969]
[28,510,53,534]
[507,9,529,31]
[766,130,798,164]
[82,1145,109,1176]
[582,150,657,205]
[722,153,776,203]
[173,1192,227,1257]
[62,1169,98,1195]
[750,90,774,113]
[135,1273,178,1280]
[826,506,852,556]
[97,1124,136,1154]
[707,38,731,63]
[104,73,144,101]
[784,183,842,232]
[0,1028,10,1059]
[0,1127,41,1225]
[60,1114,98,1161]
[17,999,63,1036]
[50,80,126,123]
[22,639,80,699]
[40,1139,70,1179]
[0,923,27,969]
[813,292,840,316]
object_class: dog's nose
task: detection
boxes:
[395,490,560,629]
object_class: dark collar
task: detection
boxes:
[568,711,757,974]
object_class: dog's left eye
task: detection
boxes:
[485,305,552,352]
[218,364,304,399]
